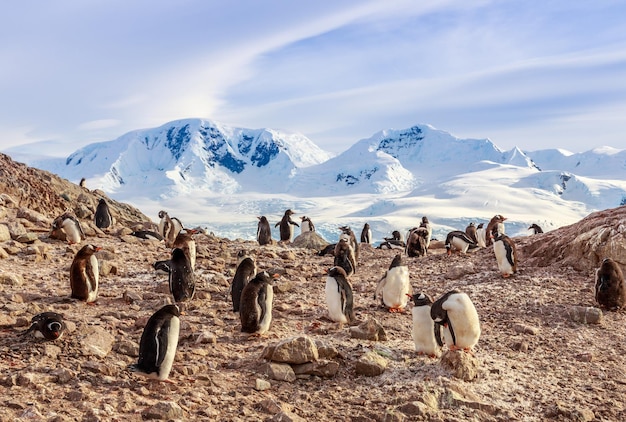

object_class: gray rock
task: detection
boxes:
[0,273,23,286]
[78,326,115,358]
[355,351,388,377]
[0,224,10,242]
[16,208,51,226]
[440,350,480,381]
[512,323,539,335]
[266,335,318,364]
[315,340,339,359]
[15,233,38,244]
[142,401,184,420]
[260,362,297,383]
[440,388,499,414]
[292,359,340,378]
[268,411,307,422]
[6,221,27,239]
[566,306,603,324]
[255,378,272,391]
[350,318,387,341]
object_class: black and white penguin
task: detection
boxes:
[333,237,357,277]
[172,229,197,270]
[168,247,195,303]
[595,258,626,310]
[431,290,481,352]
[406,227,428,257]
[94,198,113,230]
[275,209,299,242]
[465,222,478,243]
[493,230,518,278]
[318,243,337,256]
[70,244,101,303]
[444,231,478,255]
[158,211,182,247]
[360,223,372,245]
[79,177,86,188]
[231,250,257,313]
[257,216,272,245]
[420,217,433,251]
[376,238,406,250]
[52,213,85,244]
[375,254,410,312]
[153,259,171,275]
[131,230,164,241]
[475,223,487,248]
[24,312,66,341]
[325,266,355,327]
[485,215,506,247]
[240,271,275,335]
[300,216,315,233]
[129,304,180,382]
[409,293,441,358]
[528,223,544,234]
[339,226,359,261]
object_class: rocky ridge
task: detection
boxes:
[1,154,626,421]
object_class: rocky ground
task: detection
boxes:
[1,154,626,421]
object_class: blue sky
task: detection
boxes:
[1,0,625,157]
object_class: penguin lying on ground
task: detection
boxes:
[129,304,180,383]
[70,244,101,303]
[445,231,478,255]
[325,266,355,328]
[131,230,164,241]
[240,271,276,336]
[595,258,626,310]
[375,254,410,313]
[431,290,481,352]
[409,293,441,358]
[376,230,406,250]
[24,312,66,341]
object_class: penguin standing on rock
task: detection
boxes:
[129,304,180,383]
[230,251,257,313]
[325,266,355,327]
[70,244,101,303]
[24,312,66,341]
[240,271,276,335]
[595,258,626,310]
[52,213,85,244]
[333,237,357,277]
[430,290,481,352]
[257,216,272,245]
[300,216,315,233]
[275,209,299,242]
[375,254,410,312]
[528,223,544,234]
[493,229,518,278]
[94,198,113,230]
[360,223,372,245]
[409,293,441,358]
[169,248,195,303]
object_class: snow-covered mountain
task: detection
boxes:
[12,119,626,244]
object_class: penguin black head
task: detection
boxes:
[158,210,167,219]
[410,292,433,306]
[26,312,66,341]
[421,216,429,224]
[389,253,404,269]
[328,266,348,279]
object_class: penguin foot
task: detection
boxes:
[388,307,404,313]
[502,273,511,278]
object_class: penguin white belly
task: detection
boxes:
[451,236,470,253]
[63,219,82,244]
[476,229,486,248]
[86,255,99,303]
[494,240,514,276]
[325,277,348,324]
[188,242,196,269]
[158,317,180,380]
[301,224,311,234]
[382,267,410,309]
[444,295,481,349]
[411,306,440,357]
[257,286,274,334]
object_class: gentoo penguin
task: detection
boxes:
[465,222,478,243]
[129,304,180,382]
[493,231,518,278]
[406,227,428,258]
[595,258,626,310]
[431,290,481,352]
[24,312,66,341]
[410,293,441,358]
[257,216,272,245]
[94,198,113,230]
[231,250,257,313]
[333,237,357,277]
[376,238,406,250]
[158,211,182,247]
[485,215,506,247]
[339,226,359,261]
[240,271,275,335]
[52,213,85,244]
[475,223,487,248]
[420,217,433,252]
[360,223,372,245]
[153,259,171,275]
[528,223,544,234]
[79,177,86,188]
[325,266,355,327]
[318,243,337,256]
[300,216,315,233]
[168,248,195,303]
[172,229,197,269]
[70,244,101,303]
[131,230,164,241]
[375,254,410,312]
[385,230,404,243]
[275,209,299,242]
[445,231,478,255]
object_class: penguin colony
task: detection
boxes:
[26,202,620,388]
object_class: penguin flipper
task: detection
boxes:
[374,273,387,300]
[257,285,268,326]
[434,322,444,347]
[155,323,171,367]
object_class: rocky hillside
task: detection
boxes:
[1,156,626,421]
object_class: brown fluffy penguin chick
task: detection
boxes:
[595,258,626,310]
[70,244,101,303]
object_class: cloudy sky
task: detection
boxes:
[1,0,625,157]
